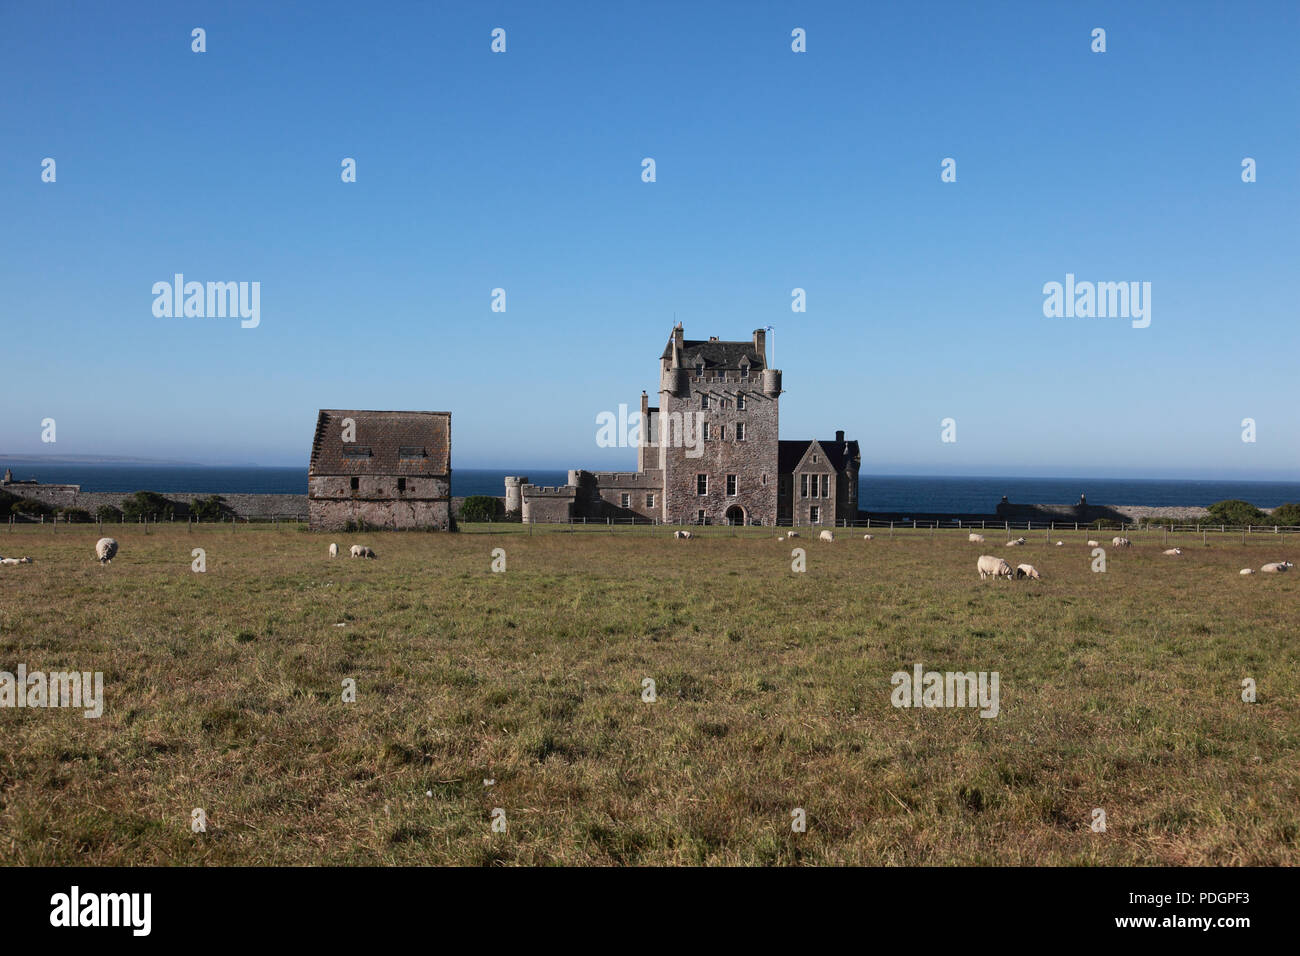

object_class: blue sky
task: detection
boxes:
[1,1,1296,478]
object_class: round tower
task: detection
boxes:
[504,476,527,514]
[762,368,782,398]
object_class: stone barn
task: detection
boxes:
[308,409,451,531]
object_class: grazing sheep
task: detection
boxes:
[819,530,834,542]
[1240,568,1255,575]
[95,537,118,564]
[1005,537,1025,547]
[1260,561,1293,573]
[786,531,799,539]
[1087,540,1100,547]
[0,556,33,565]
[349,545,376,558]
[328,542,339,558]
[673,530,692,539]
[1016,563,1041,580]
[1055,541,1064,547]
[1112,537,1132,548]
[1162,548,1183,556]
[863,534,873,540]
[977,554,1014,580]
[968,533,985,543]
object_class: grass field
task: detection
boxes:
[1,523,1296,865]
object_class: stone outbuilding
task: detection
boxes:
[308,409,451,531]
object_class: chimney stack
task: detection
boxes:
[753,328,766,363]
[835,430,845,443]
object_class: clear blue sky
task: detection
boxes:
[2,1,1296,479]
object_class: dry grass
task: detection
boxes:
[0,522,1296,865]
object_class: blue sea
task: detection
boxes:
[3,460,1299,511]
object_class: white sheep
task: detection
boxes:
[1016,563,1041,580]
[819,530,834,542]
[1162,548,1183,556]
[349,545,376,558]
[863,534,873,540]
[1260,561,1293,573]
[0,556,33,565]
[328,542,339,558]
[786,531,799,539]
[674,530,692,539]
[1005,537,1025,547]
[1055,541,1064,547]
[968,533,985,543]
[1087,539,1100,547]
[1240,568,1255,575]
[977,554,1014,580]
[95,537,118,564]
[1112,537,1132,548]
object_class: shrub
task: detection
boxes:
[10,498,50,517]
[58,508,93,523]
[459,495,503,523]
[190,494,229,522]
[1267,502,1300,527]
[95,504,123,522]
[1205,499,1266,526]
[121,491,175,521]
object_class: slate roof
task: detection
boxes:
[309,410,450,476]
[660,339,766,371]
[778,438,861,474]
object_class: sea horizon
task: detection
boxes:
[4,459,1298,512]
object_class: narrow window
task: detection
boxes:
[701,394,709,410]
[697,474,708,495]
[726,475,737,496]
[397,477,406,492]
[350,477,359,491]
[800,474,808,498]
[646,493,655,508]
[621,493,630,508]
[697,509,706,525]
[703,423,711,441]
[735,422,745,441]
[810,506,820,524]
[736,393,745,410]
[822,475,829,498]
[718,424,725,440]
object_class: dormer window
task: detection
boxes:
[695,362,704,376]
[343,446,372,460]
[398,446,426,460]
[740,361,750,379]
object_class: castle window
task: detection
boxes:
[350,477,359,491]
[343,446,372,459]
[696,362,704,376]
[800,474,808,498]
[812,454,818,463]
[810,506,820,524]
[646,493,655,508]
[397,478,406,492]
[700,394,709,410]
[621,493,630,508]
[697,474,708,495]
[821,475,830,498]
[736,393,745,410]
[703,423,711,441]
[718,424,725,440]
[735,422,745,441]
[697,509,706,525]
[762,473,767,485]
[740,363,750,379]
[726,475,737,496]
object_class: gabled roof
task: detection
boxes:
[309,410,450,476]
[778,438,861,474]
[661,339,766,371]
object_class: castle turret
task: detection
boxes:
[762,367,782,398]
[504,476,528,514]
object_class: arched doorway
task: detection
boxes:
[724,505,746,526]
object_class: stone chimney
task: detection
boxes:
[753,328,766,362]
[835,430,845,443]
